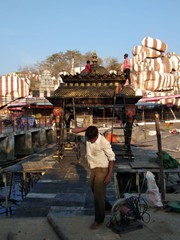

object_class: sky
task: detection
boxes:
[0,0,180,75]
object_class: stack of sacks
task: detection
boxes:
[166,52,180,71]
[130,36,180,97]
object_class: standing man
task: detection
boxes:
[123,53,131,85]
[85,126,116,230]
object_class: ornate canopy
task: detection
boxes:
[47,52,140,107]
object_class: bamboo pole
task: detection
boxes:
[155,113,165,202]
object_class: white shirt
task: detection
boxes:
[86,133,115,169]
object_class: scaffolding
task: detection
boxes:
[51,94,141,161]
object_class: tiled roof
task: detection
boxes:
[61,73,125,83]
[54,86,116,98]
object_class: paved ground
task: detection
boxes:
[0,217,60,240]
[0,122,179,240]
[1,207,179,240]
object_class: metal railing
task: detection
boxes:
[0,116,53,134]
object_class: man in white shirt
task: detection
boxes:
[85,126,116,230]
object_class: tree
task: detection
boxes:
[17,65,38,75]
[103,57,123,73]
[36,50,104,77]
[18,50,106,78]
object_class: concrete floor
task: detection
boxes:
[0,205,179,240]
[0,122,179,240]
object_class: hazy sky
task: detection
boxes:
[0,0,180,75]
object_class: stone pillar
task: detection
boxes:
[40,128,46,146]
[1,133,15,161]
[24,131,33,155]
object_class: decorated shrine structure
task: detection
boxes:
[47,52,141,160]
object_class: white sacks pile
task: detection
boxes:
[130,36,180,98]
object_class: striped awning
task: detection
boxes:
[138,94,180,106]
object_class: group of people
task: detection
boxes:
[84,53,131,85]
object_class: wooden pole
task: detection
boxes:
[142,107,147,139]
[155,113,165,202]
